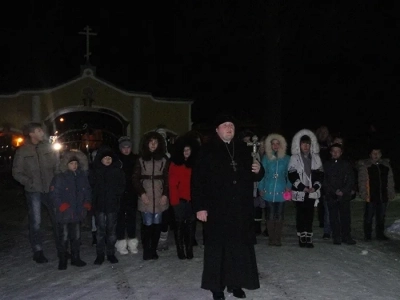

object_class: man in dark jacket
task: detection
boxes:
[322,143,356,245]
[12,122,60,264]
[191,114,265,300]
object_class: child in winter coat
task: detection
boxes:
[89,146,126,265]
[358,145,396,241]
[49,150,92,270]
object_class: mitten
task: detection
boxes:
[83,202,92,211]
[59,203,70,212]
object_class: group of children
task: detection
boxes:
[254,127,396,248]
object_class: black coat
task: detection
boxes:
[323,158,355,202]
[191,136,265,290]
[89,149,126,213]
[117,151,138,206]
[192,136,265,245]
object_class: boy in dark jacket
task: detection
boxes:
[358,145,396,241]
[322,143,356,245]
[89,147,125,265]
[49,150,92,270]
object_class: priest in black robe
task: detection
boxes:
[191,114,265,300]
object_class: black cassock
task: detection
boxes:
[191,135,265,291]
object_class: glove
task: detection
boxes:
[59,203,70,212]
[83,202,92,211]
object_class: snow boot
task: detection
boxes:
[174,221,186,259]
[115,239,129,255]
[127,238,139,254]
[306,232,314,248]
[298,232,306,248]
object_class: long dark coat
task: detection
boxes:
[191,135,265,291]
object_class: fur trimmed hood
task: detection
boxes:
[264,133,287,160]
[60,150,89,172]
[291,129,320,155]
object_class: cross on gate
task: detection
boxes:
[247,135,261,162]
[79,25,97,63]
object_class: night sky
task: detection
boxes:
[1,1,399,137]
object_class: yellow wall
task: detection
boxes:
[0,76,192,138]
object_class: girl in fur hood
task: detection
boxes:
[288,129,324,248]
[49,150,92,270]
[258,133,291,246]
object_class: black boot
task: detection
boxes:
[376,222,389,240]
[364,222,372,241]
[71,251,87,267]
[107,254,119,264]
[298,232,306,248]
[92,231,97,246]
[174,221,186,259]
[184,220,195,259]
[58,254,68,270]
[151,224,161,260]
[94,254,105,265]
[33,250,48,264]
[192,219,198,246]
[254,220,262,235]
[142,225,153,260]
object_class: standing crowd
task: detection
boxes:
[11,117,396,300]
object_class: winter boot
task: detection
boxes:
[142,225,153,260]
[107,254,119,264]
[184,220,195,259]
[92,231,97,246]
[157,230,169,251]
[364,222,372,241]
[192,219,198,246]
[306,232,314,248]
[298,232,306,248]
[151,224,161,259]
[94,254,105,265]
[254,220,262,235]
[115,239,129,255]
[266,221,275,246]
[274,221,284,246]
[376,222,389,240]
[58,253,68,270]
[33,250,48,264]
[174,222,186,259]
[127,238,139,254]
[71,252,87,267]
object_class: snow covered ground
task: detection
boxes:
[1,181,400,300]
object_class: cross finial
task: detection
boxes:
[79,25,97,63]
[247,135,261,162]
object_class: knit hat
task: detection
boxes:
[214,114,236,128]
[118,136,132,150]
